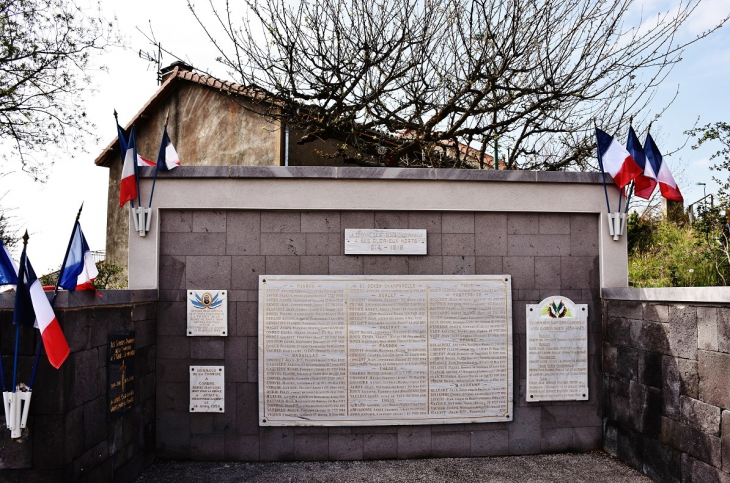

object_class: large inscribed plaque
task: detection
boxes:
[190,366,225,412]
[344,229,427,255]
[187,290,228,336]
[259,275,513,426]
[526,296,588,402]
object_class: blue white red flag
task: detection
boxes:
[644,133,683,202]
[596,128,643,190]
[119,126,139,206]
[13,246,69,369]
[58,222,99,292]
[627,126,657,200]
[117,121,155,167]
[0,240,18,287]
[156,126,180,171]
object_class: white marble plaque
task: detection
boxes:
[190,366,225,412]
[344,229,427,255]
[259,275,513,426]
[187,290,228,336]
[526,296,588,402]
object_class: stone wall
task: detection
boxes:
[602,289,730,483]
[0,290,157,483]
[156,208,603,461]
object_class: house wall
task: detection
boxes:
[602,288,730,483]
[0,290,158,483]
[104,82,283,279]
[155,207,603,460]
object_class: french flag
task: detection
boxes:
[0,240,18,287]
[116,122,153,167]
[644,133,683,202]
[58,222,98,292]
[14,247,69,369]
[156,126,180,171]
[627,126,657,200]
[137,155,155,167]
[596,128,643,190]
[119,127,139,207]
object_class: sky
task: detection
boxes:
[0,0,729,274]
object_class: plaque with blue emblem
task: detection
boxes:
[187,290,228,336]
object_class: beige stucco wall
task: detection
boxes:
[103,82,284,280]
[127,172,628,291]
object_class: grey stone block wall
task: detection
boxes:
[603,299,730,482]
[157,209,602,461]
[0,297,157,483]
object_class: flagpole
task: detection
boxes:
[29,203,83,390]
[148,111,169,208]
[12,232,29,393]
[594,119,612,215]
[115,110,135,210]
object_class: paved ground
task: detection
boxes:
[135,452,651,482]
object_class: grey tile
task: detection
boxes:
[161,210,193,233]
[442,234,475,256]
[363,433,398,460]
[561,256,599,290]
[329,256,363,275]
[226,211,260,255]
[260,233,305,256]
[374,211,409,229]
[409,256,442,275]
[261,211,300,232]
[409,212,441,233]
[475,213,508,256]
[236,302,257,337]
[300,256,329,275]
[190,338,224,359]
[159,256,186,290]
[363,256,408,275]
[260,427,294,461]
[443,256,475,275]
[476,256,503,274]
[541,428,573,453]
[294,434,329,461]
[329,434,363,460]
[265,256,299,275]
[193,210,226,233]
[341,211,374,229]
[508,214,539,235]
[231,256,266,290]
[442,212,474,233]
[538,214,571,235]
[301,211,340,233]
[185,256,231,289]
[397,426,431,458]
[224,434,259,461]
[161,232,226,256]
[534,257,561,290]
[471,430,509,456]
[431,431,470,457]
[503,257,534,289]
[509,405,541,454]
[570,214,599,256]
[507,235,571,256]
[305,233,341,256]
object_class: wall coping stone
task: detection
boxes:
[0,289,158,309]
[602,287,730,304]
[138,165,607,184]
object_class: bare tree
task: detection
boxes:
[0,0,119,180]
[186,0,726,169]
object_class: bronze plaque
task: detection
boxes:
[108,332,135,417]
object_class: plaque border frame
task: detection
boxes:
[344,229,427,255]
[525,295,589,403]
[258,275,513,426]
[186,289,229,337]
[189,365,226,413]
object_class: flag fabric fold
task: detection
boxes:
[13,248,69,369]
[644,133,683,202]
[156,126,180,171]
[58,222,98,292]
[627,126,657,200]
[595,128,643,190]
[0,240,18,287]
[119,126,139,207]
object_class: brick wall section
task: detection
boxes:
[0,294,156,483]
[157,209,602,461]
[603,300,730,482]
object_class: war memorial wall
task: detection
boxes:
[141,166,615,461]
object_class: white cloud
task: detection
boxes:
[692,158,710,167]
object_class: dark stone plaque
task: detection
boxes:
[108,332,135,417]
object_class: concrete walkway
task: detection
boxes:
[135,452,651,482]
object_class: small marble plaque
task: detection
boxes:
[526,296,588,402]
[344,229,427,255]
[190,366,225,412]
[107,332,135,417]
[187,290,228,336]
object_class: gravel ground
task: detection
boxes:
[135,452,651,482]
